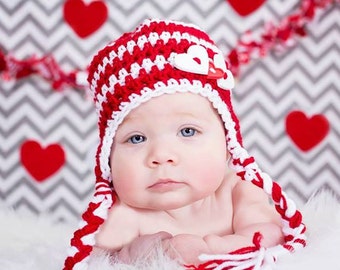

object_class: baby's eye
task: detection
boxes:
[180,127,197,137]
[127,134,146,144]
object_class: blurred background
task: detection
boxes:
[0,0,339,222]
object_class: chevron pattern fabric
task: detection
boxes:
[0,0,339,222]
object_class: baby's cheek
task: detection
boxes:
[198,160,226,181]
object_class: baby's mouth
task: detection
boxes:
[148,179,185,192]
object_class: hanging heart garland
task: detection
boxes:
[0,48,88,91]
[0,0,338,91]
[227,0,340,76]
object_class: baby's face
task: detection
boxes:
[110,92,228,210]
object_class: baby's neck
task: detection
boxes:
[163,195,218,223]
[154,193,232,237]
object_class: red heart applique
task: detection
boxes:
[227,0,266,16]
[207,62,225,79]
[285,110,329,152]
[20,140,66,182]
[63,0,108,38]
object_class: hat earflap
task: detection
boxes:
[63,186,114,270]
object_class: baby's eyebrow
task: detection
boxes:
[123,115,138,121]
[175,112,197,118]
[121,113,145,124]
[122,110,213,126]
[125,111,198,120]
[176,111,215,122]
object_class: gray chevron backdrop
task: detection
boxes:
[0,0,339,222]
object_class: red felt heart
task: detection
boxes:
[227,0,266,16]
[207,62,225,79]
[63,0,108,38]
[285,110,329,152]
[20,140,66,182]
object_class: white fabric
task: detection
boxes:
[0,190,339,270]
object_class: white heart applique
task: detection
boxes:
[174,45,209,75]
[213,53,235,90]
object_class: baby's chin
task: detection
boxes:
[137,196,211,212]
[132,202,190,211]
[120,189,216,212]
[122,198,192,212]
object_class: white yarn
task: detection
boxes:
[81,234,95,246]
[117,45,127,59]
[126,40,136,54]
[198,245,285,270]
[93,196,112,219]
[284,198,297,218]
[261,173,274,195]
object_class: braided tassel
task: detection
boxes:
[63,190,113,270]
[188,230,305,270]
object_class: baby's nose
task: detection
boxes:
[146,142,178,167]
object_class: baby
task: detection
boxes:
[96,92,283,265]
[64,19,306,270]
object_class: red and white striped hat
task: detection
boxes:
[64,18,306,270]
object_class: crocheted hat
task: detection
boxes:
[64,18,306,270]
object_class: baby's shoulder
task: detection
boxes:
[95,200,140,251]
[216,171,269,206]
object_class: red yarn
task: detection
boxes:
[0,49,7,72]
[63,201,106,270]
[187,233,263,270]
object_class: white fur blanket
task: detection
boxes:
[1,191,340,270]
